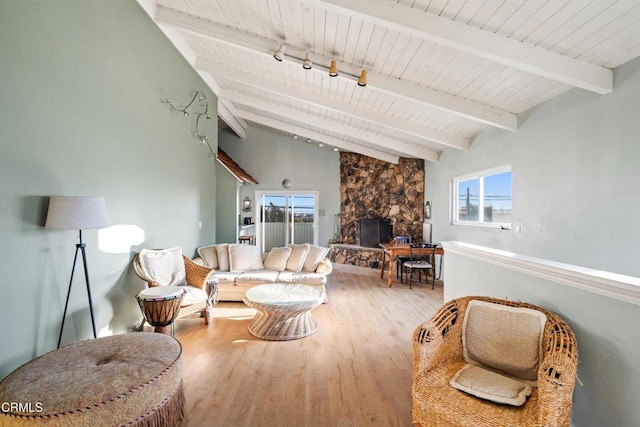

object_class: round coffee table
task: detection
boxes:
[243,284,324,340]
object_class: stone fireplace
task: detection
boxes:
[339,152,425,244]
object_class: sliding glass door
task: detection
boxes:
[256,191,319,252]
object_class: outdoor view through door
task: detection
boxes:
[256,191,319,252]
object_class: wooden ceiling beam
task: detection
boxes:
[195,58,469,151]
[302,0,612,94]
[154,6,517,131]
[222,90,440,162]
[235,110,401,164]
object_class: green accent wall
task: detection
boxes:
[0,0,217,378]
[218,126,341,246]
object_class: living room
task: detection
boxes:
[1,1,639,426]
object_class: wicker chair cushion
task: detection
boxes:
[0,333,184,426]
[197,245,218,269]
[303,245,329,272]
[216,244,231,271]
[264,247,292,271]
[181,285,208,306]
[229,244,264,272]
[462,300,547,383]
[139,247,186,286]
[450,364,532,406]
[286,244,310,272]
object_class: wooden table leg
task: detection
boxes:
[380,250,387,279]
[387,254,394,287]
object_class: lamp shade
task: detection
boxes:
[45,196,109,230]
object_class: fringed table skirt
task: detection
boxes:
[0,333,184,426]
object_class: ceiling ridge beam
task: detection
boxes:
[236,109,400,164]
[222,90,439,162]
[154,6,517,131]
[195,58,469,151]
[300,0,612,94]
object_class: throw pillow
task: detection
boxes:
[229,244,264,272]
[462,300,547,383]
[138,247,186,286]
[197,245,218,269]
[286,244,310,272]
[302,245,329,272]
[263,247,292,271]
[449,364,532,406]
[215,244,230,272]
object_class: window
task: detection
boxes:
[452,166,512,227]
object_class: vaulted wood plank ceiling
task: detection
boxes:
[137,0,640,164]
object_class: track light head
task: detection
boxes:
[273,44,286,61]
[302,53,312,70]
[329,60,338,77]
[357,70,368,87]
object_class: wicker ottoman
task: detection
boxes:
[0,333,184,426]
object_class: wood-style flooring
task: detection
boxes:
[169,263,444,426]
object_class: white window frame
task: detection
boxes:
[451,165,512,229]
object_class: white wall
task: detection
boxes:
[218,126,341,247]
[425,57,640,278]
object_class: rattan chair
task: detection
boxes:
[132,252,218,329]
[412,296,578,427]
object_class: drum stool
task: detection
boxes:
[136,285,186,335]
[0,333,184,426]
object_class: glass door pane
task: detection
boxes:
[257,191,318,252]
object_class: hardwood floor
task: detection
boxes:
[170,263,444,426]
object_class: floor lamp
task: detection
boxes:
[45,196,108,348]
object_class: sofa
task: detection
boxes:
[194,243,332,302]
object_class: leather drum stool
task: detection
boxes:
[0,333,184,426]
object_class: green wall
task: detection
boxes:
[216,164,239,243]
[218,126,341,246]
[0,0,217,378]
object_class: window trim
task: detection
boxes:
[451,165,512,229]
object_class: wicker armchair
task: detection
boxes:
[412,296,578,427]
[132,252,218,328]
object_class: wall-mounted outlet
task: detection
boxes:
[198,221,202,229]
[515,224,522,234]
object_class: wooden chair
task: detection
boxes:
[132,252,218,329]
[393,235,412,281]
[403,242,437,289]
[412,296,578,427]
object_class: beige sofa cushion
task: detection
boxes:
[449,364,532,406]
[139,247,186,286]
[286,244,309,272]
[303,245,329,272]
[276,271,327,285]
[216,244,231,271]
[263,247,292,271]
[197,245,218,269]
[236,270,280,283]
[462,300,547,383]
[229,244,264,272]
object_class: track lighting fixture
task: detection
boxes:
[302,53,312,70]
[293,134,298,139]
[357,70,367,87]
[274,43,286,61]
[333,147,339,152]
[329,60,338,77]
[307,138,312,143]
[318,143,324,148]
